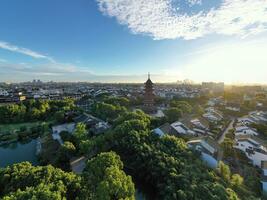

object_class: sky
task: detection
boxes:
[0,0,267,84]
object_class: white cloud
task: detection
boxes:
[97,0,267,40]
[0,41,54,61]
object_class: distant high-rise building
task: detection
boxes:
[143,73,155,113]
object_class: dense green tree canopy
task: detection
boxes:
[78,110,258,200]
[0,99,76,124]
[83,152,135,200]
[0,162,81,199]
[165,107,183,123]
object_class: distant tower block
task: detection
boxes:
[143,73,156,113]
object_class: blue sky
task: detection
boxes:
[0,0,267,83]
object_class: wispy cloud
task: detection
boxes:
[97,0,267,40]
[0,41,54,61]
[0,62,92,76]
[0,58,7,62]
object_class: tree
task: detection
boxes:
[217,161,231,182]
[83,152,135,200]
[54,111,65,123]
[221,138,234,158]
[170,100,192,114]
[104,97,130,107]
[73,123,87,141]
[165,107,183,123]
[96,166,135,200]
[84,151,123,184]
[61,141,76,158]
[231,174,244,187]
[0,162,82,199]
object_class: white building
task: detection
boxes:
[171,121,196,135]
[153,121,196,137]
[234,135,267,167]
[190,118,209,131]
[203,107,223,122]
[237,116,256,125]
[0,88,9,96]
[235,126,259,136]
[249,111,267,123]
[187,137,222,169]
[238,111,267,125]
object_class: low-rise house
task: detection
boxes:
[171,121,196,136]
[234,135,267,167]
[190,118,210,131]
[93,121,110,134]
[235,125,259,136]
[153,123,172,137]
[153,121,196,137]
[203,107,223,122]
[0,88,9,96]
[225,102,241,112]
[249,111,267,123]
[238,111,267,125]
[237,116,256,125]
[74,113,110,134]
[187,137,222,169]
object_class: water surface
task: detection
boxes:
[0,139,38,168]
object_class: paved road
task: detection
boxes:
[217,119,235,144]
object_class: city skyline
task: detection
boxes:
[0,0,267,84]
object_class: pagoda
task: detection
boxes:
[143,73,156,113]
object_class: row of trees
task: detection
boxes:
[0,99,76,124]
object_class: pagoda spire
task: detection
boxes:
[148,72,150,79]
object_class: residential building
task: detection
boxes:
[187,137,223,169]
[234,135,267,167]
[153,121,196,137]
[235,125,259,136]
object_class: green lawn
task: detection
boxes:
[0,121,52,134]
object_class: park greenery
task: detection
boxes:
[0,95,265,199]
[0,99,76,124]
[0,121,51,145]
[0,99,77,145]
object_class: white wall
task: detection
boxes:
[235,141,267,167]
[249,151,267,167]
[262,182,267,196]
[201,152,218,169]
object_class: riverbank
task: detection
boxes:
[0,121,51,146]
